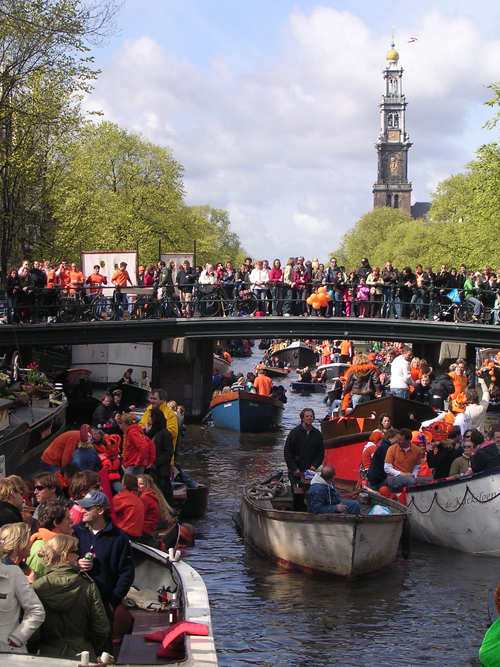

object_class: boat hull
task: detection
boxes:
[237,489,408,578]
[210,391,284,433]
[213,355,231,375]
[290,381,326,393]
[180,485,210,519]
[316,363,351,380]
[262,367,290,380]
[273,343,316,368]
[321,395,436,485]
[15,396,68,478]
[406,467,500,556]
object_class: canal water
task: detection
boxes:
[176,347,495,667]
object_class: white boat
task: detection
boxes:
[2,542,218,666]
[213,354,230,376]
[235,486,410,579]
[316,362,351,380]
[405,467,500,556]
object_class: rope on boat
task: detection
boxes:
[247,481,288,500]
[407,484,500,514]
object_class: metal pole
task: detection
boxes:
[193,239,197,269]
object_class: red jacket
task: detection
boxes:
[113,490,145,537]
[122,424,156,469]
[139,489,159,535]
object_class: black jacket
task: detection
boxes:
[0,501,23,528]
[284,424,324,473]
[92,403,114,428]
[152,427,174,478]
[426,444,457,479]
[471,442,500,474]
[367,439,392,487]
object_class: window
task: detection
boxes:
[387,194,392,207]
[394,194,399,209]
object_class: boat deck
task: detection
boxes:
[117,608,178,665]
[10,399,55,426]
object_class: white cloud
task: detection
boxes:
[88,7,500,262]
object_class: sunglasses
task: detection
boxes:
[33,485,48,491]
[70,550,79,554]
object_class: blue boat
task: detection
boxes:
[210,391,284,433]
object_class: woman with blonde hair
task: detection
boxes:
[137,474,176,529]
[115,412,155,475]
[31,534,109,660]
[342,353,382,408]
[0,526,44,653]
[0,522,35,582]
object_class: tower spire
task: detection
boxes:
[372,31,412,213]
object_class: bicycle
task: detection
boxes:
[198,285,258,317]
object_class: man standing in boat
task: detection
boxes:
[284,408,324,489]
[305,466,360,515]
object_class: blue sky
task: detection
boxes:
[87,1,500,262]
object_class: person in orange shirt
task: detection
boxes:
[449,358,468,400]
[86,265,108,295]
[253,368,274,396]
[68,262,85,294]
[112,261,134,308]
[58,260,71,289]
[339,339,352,364]
[46,263,60,288]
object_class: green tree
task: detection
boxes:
[0,0,121,278]
[51,122,246,265]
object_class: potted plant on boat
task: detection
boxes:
[21,362,53,398]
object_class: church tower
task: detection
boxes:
[372,35,412,213]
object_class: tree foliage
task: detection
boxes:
[50,122,246,266]
[0,0,121,278]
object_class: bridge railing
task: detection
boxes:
[1,282,498,325]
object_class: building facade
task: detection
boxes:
[372,40,412,213]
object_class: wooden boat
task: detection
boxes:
[0,398,31,476]
[290,381,326,394]
[258,339,271,350]
[210,391,284,432]
[405,467,500,557]
[320,395,436,485]
[213,354,230,376]
[272,341,316,368]
[11,390,68,478]
[2,542,218,667]
[109,381,151,407]
[180,485,210,519]
[235,486,410,578]
[316,362,351,380]
[262,366,290,380]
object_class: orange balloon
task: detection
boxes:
[306,295,315,305]
[378,486,390,497]
[312,301,321,309]
[319,294,328,306]
[492,376,497,382]
[318,286,327,294]
[324,293,331,302]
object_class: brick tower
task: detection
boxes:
[372,35,412,213]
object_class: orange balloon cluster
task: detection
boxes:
[306,287,331,310]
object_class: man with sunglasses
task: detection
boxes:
[450,430,482,476]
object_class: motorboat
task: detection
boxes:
[404,467,500,557]
[271,341,316,368]
[290,381,326,394]
[213,354,230,376]
[1,542,218,666]
[320,395,436,485]
[235,485,410,578]
[210,391,284,433]
[315,362,351,380]
[0,398,31,476]
[261,367,290,380]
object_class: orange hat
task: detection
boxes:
[411,432,431,446]
[451,395,467,413]
[369,430,384,444]
[138,266,145,271]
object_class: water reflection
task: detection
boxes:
[179,347,490,667]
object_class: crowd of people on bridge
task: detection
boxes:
[3,255,500,323]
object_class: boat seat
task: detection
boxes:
[116,609,173,665]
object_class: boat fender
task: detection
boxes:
[178,524,194,546]
[401,516,411,560]
[495,582,500,617]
